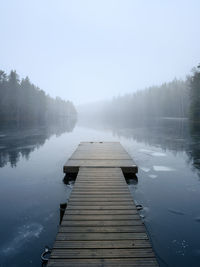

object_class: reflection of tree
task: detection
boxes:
[109,119,200,177]
[104,118,189,153]
[85,118,200,177]
[187,123,200,176]
[0,117,77,168]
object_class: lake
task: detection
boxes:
[0,118,200,267]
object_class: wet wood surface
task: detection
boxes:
[63,142,138,174]
[47,142,158,267]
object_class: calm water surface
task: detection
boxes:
[0,119,200,267]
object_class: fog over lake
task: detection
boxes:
[1,1,200,266]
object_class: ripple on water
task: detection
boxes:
[168,209,185,215]
[0,223,43,256]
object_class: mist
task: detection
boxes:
[1,1,200,267]
[78,76,191,127]
[1,0,199,104]
[0,70,77,125]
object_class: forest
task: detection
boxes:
[1,66,200,127]
[190,65,200,121]
[79,65,200,126]
[0,70,77,124]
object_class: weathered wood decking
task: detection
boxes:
[47,142,158,267]
[63,142,138,174]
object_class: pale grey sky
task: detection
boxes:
[1,0,199,104]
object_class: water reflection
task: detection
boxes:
[90,118,200,178]
[188,123,200,176]
[1,117,200,178]
[0,117,77,168]
[109,118,189,153]
[0,118,200,267]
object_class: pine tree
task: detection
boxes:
[190,65,200,121]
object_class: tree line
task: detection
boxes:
[0,70,77,124]
[103,78,190,125]
[79,64,200,126]
[189,65,200,122]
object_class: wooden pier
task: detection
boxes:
[47,142,158,267]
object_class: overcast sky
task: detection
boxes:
[1,0,199,104]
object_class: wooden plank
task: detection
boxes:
[47,143,158,267]
[74,183,126,185]
[67,201,134,206]
[50,248,155,258]
[59,226,146,233]
[70,153,131,159]
[76,173,124,176]
[73,185,128,187]
[72,188,130,191]
[48,258,158,267]
[65,159,136,167]
[62,214,141,221]
[71,192,130,195]
[68,197,134,202]
[65,210,138,215]
[69,198,134,202]
[61,220,144,227]
[66,205,136,210]
[70,193,133,196]
[56,232,148,241]
[73,186,128,189]
[53,240,151,249]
